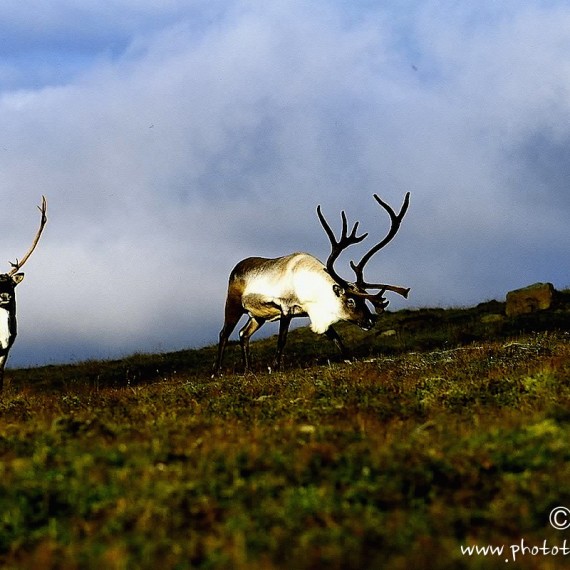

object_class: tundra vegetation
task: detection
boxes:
[1,293,570,569]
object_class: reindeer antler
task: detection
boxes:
[349,192,410,298]
[8,196,48,275]
[316,204,368,288]
[316,193,410,311]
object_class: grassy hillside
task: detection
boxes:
[1,296,570,569]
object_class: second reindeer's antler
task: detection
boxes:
[8,196,48,275]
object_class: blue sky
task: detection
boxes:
[1,0,569,367]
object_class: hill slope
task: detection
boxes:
[8,291,570,391]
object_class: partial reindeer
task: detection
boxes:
[214,192,410,375]
[0,196,47,390]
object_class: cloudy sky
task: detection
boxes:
[1,0,569,367]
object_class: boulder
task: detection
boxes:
[380,329,397,337]
[505,282,555,317]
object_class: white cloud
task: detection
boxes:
[0,0,569,366]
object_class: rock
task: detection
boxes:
[505,282,555,317]
[380,329,397,337]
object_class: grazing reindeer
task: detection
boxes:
[0,196,47,390]
[214,193,410,375]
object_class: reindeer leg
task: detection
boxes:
[214,301,244,376]
[214,322,236,376]
[0,355,6,392]
[239,316,265,373]
[274,314,292,371]
[324,326,349,359]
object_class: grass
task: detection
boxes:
[0,301,570,569]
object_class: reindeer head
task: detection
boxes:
[0,274,24,308]
[317,192,410,328]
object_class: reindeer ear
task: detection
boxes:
[12,273,24,285]
[332,284,344,297]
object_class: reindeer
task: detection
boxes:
[214,193,410,375]
[0,196,47,390]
